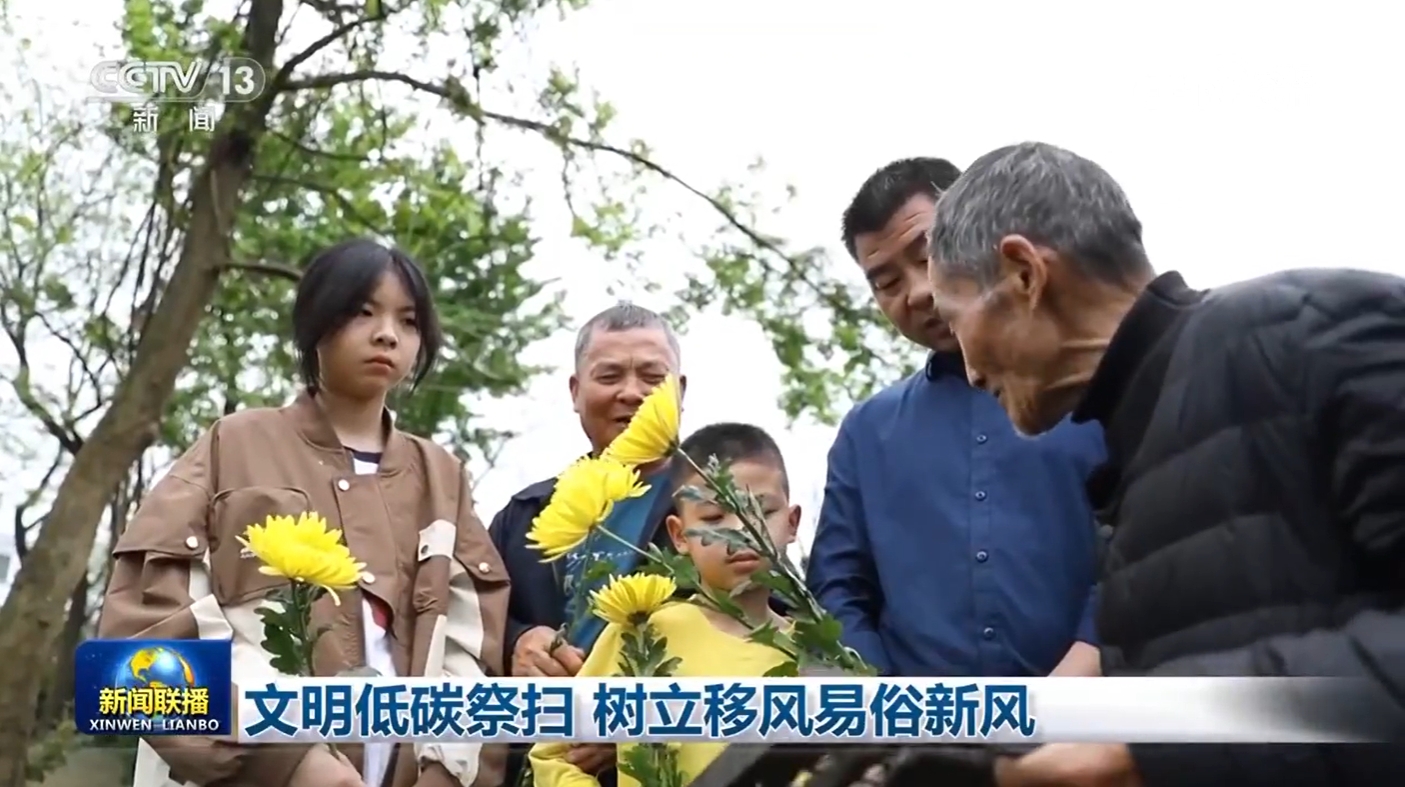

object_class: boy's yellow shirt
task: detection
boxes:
[528,602,791,787]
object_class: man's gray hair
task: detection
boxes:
[928,142,1150,290]
[573,301,681,368]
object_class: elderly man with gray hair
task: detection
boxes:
[925,141,1405,786]
[489,301,686,785]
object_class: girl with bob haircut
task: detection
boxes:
[99,238,511,787]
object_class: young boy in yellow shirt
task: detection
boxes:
[528,422,801,787]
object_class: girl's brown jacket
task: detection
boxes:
[98,392,509,787]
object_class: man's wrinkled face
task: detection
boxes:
[928,250,1070,437]
[570,327,684,455]
[853,194,959,352]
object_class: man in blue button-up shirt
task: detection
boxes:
[807,157,1106,677]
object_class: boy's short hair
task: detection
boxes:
[672,422,789,496]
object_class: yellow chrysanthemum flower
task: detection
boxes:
[601,374,682,466]
[237,512,365,604]
[590,573,677,627]
[527,457,649,561]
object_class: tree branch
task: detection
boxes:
[271,4,394,91]
[0,0,289,778]
[266,128,375,162]
[33,308,103,412]
[12,452,64,562]
[217,261,301,281]
[249,172,389,231]
[278,70,867,321]
[12,366,83,455]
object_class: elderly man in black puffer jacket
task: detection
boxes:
[920,141,1404,787]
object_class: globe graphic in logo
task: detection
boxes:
[112,647,197,720]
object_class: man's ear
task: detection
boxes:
[785,504,801,542]
[665,513,689,553]
[997,233,1050,310]
[677,374,688,405]
[568,373,582,414]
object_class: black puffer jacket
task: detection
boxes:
[1075,269,1405,785]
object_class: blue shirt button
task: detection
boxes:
[976,434,988,444]
[982,627,996,640]
[975,550,989,562]
[974,490,987,501]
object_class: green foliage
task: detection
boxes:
[610,623,685,786]
[665,178,925,423]
[105,3,571,455]
[24,718,77,783]
[617,623,681,680]
[617,741,685,787]
[5,0,909,506]
[253,582,327,676]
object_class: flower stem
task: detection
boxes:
[591,525,655,563]
[288,583,317,676]
[286,582,340,755]
[548,627,569,654]
[596,520,804,662]
[553,526,655,651]
[673,449,826,622]
[670,448,866,673]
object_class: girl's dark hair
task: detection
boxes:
[292,238,443,393]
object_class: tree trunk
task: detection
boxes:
[0,3,284,781]
[37,571,91,732]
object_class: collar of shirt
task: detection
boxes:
[287,390,410,474]
[1073,271,1204,426]
[925,350,967,381]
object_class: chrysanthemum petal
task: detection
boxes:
[527,458,648,562]
[601,375,681,466]
[239,510,364,597]
[590,573,677,627]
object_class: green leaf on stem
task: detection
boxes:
[683,526,754,556]
[655,656,682,678]
[675,484,707,503]
[747,568,804,609]
[619,743,685,787]
[791,615,844,653]
[697,589,745,620]
[641,544,702,590]
[251,581,332,677]
[256,605,306,675]
[580,559,617,586]
[764,661,800,677]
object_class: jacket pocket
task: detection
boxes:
[455,523,509,588]
[413,519,456,614]
[207,486,315,605]
[412,518,509,614]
